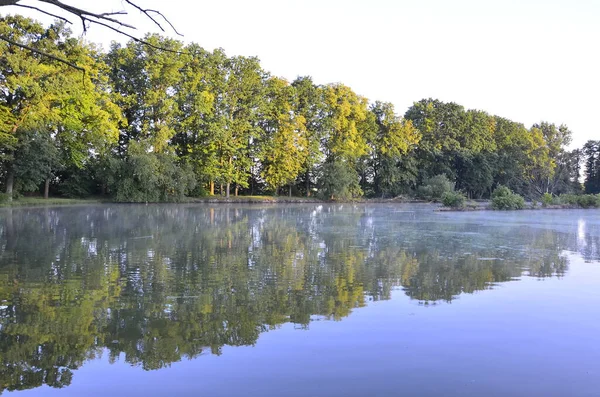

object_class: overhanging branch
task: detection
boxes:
[0,35,85,72]
[0,1,186,68]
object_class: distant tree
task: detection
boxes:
[583,140,600,194]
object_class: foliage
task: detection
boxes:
[491,186,525,210]
[555,194,600,208]
[417,174,455,201]
[318,160,362,200]
[541,193,553,207]
[0,16,587,202]
[583,141,600,194]
[442,191,466,208]
[110,143,196,202]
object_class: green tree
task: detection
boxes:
[0,16,121,200]
[260,77,308,195]
[291,76,326,196]
[583,140,600,194]
[368,101,420,197]
[320,84,370,198]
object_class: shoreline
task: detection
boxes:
[0,196,598,211]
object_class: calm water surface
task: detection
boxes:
[0,204,599,396]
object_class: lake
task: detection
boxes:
[0,204,599,396]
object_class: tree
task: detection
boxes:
[404,99,467,183]
[0,16,122,199]
[260,77,307,195]
[320,84,370,199]
[583,140,600,194]
[368,101,420,197]
[210,55,266,197]
[291,76,326,196]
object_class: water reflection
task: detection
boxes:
[0,204,596,393]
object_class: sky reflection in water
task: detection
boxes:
[1,204,599,396]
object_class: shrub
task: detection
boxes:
[557,194,578,206]
[554,194,600,208]
[576,194,600,208]
[541,193,553,207]
[491,186,525,210]
[442,191,466,208]
[417,174,454,201]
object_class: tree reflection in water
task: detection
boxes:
[0,204,587,392]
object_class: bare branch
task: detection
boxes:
[15,4,72,23]
[0,1,187,68]
[35,0,137,30]
[0,35,85,72]
[124,0,183,36]
[91,18,186,55]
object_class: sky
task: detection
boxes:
[3,0,599,148]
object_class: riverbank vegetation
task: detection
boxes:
[2,15,600,203]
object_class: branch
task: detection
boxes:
[0,35,85,72]
[91,18,186,55]
[0,0,187,68]
[15,3,71,23]
[124,0,183,36]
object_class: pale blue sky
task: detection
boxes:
[5,0,599,148]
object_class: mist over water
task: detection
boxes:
[1,204,599,396]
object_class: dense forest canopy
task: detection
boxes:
[0,15,598,202]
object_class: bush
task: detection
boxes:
[110,143,196,202]
[554,194,600,208]
[576,194,600,208]
[491,186,525,210]
[541,193,553,207]
[417,174,454,201]
[442,191,466,208]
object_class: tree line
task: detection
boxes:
[1,15,598,202]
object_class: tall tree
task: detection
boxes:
[0,16,121,199]
[583,140,600,194]
[291,76,326,196]
[368,101,420,197]
[319,84,370,199]
[260,77,307,195]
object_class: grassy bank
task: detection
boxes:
[0,197,107,208]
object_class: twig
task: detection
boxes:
[124,0,183,36]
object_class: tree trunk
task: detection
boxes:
[289,184,292,197]
[5,169,14,202]
[235,185,238,197]
[44,178,50,199]
[226,183,230,198]
[210,180,214,196]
